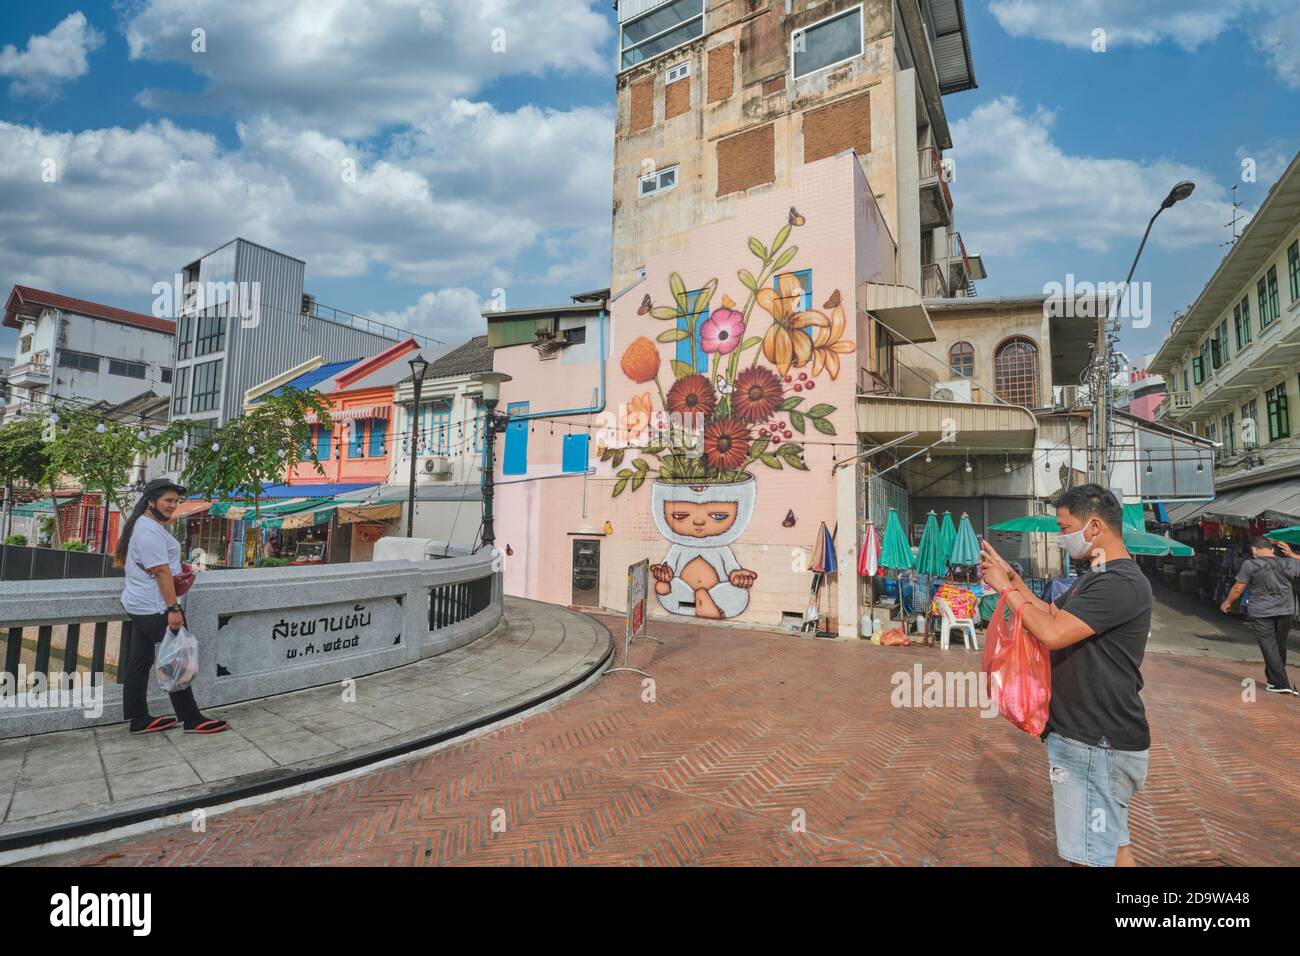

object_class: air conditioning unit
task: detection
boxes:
[422,456,452,478]
[931,379,973,403]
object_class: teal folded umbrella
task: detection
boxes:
[989,515,1060,533]
[938,511,957,565]
[915,511,948,577]
[950,511,981,565]
[1122,503,1146,532]
[1266,526,1300,545]
[880,508,913,570]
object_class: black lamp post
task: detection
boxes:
[406,355,430,537]
[1092,180,1195,483]
[471,371,512,552]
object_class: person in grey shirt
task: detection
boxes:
[1221,536,1299,695]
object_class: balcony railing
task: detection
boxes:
[918,147,953,210]
[921,262,949,298]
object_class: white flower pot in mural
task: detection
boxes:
[649,475,758,620]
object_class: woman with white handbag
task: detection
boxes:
[113,478,229,735]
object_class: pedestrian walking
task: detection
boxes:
[1220,536,1298,696]
[113,478,229,734]
[979,484,1151,867]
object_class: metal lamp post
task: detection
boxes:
[470,371,512,552]
[406,355,430,537]
[1091,180,1195,483]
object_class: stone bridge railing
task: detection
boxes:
[0,542,502,738]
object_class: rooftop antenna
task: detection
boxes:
[1220,184,1243,248]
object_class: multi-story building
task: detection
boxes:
[612,0,985,298]
[166,238,433,470]
[3,285,175,421]
[1152,151,1300,530]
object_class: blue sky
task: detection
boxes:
[1,0,1297,365]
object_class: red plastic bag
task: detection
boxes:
[981,593,1051,735]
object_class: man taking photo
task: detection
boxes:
[979,484,1151,867]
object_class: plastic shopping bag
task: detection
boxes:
[155,626,199,692]
[981,593,1051,736]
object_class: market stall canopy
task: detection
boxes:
[172,500,211,519]
[1122,503,1146,532]
[278,497,406,530]
[11,498,55,516]
[989,515,1061,533]
[1165,477,1300,526]
[1265,526,1300,545]
[1123,530,1194,557]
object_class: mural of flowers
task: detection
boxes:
[603,213,853,494]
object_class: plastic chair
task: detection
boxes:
[935,597,979,651]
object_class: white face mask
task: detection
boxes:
[1057,521,1097,560]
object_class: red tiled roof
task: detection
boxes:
[332,336,420,389]
[3,285,175,334]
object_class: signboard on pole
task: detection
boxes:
[626,559,648,644]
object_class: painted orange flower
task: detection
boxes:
[810,290,855,379]
[756,273,828,376]
[624,391,652,443]
[732,366,784,424]
[703,417,751,472]
[666,374,716,419]
[620,336,661,384]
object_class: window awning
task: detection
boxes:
[276,498,404,530]
[858,282,937,344]
[857,394,1037,451]
[305,405,390,424]
[172,500,211,519]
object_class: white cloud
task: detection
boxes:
[949,97,1238,260]
[0,12,104,97]
[988,0,1300,88]
[122,0,613,137]
[368,287,485,345]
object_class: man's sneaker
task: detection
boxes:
[1265,684,1293,694]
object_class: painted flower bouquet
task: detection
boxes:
[605,211,854,496]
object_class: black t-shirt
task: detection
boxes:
[1046,559,1152,751]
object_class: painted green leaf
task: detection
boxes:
[789,410,806,433]
[770,224,791,257]
[650,306,680,320]
[783,449,810,471]
[693,278,718,316]
[657,328,690,342]
[748,237,767,260]
[779,396,804,411]
[633,457,649,472]
[740,336,763,351]
[771,245,798,273]
[759,453,782,469]
[613,478,628,497]
[617,467,635,479]
[613,449,625,468]
[670,360,696,380]
[747,437,770,461]
[806,403,835,418]
[631,471,646,492]
[812,417,836,436]
[738,269,758,292]
[669,272,688,313]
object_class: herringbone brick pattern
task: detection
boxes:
[46,612,1299,867]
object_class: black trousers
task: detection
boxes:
[1247,614,1293,689]
[122,612,204,724]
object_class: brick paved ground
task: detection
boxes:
[44,609,1298,867]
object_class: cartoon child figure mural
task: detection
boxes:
[606,210,854,622]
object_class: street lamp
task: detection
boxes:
[470,371,512,552]
[406,354,430,537]
[1092,180,1195,483]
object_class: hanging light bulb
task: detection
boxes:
[924,450,932,464]
[212,442,220,452]
[49,413,59,424]
[1004,454,1011,474]
[248,446,256,456]
[96,422,106,434]
[138,429,147,440]
[965,456,972,474]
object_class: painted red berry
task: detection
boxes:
[794,384,803,392]
[784,375,793,383]
[784,431,793,440]
[759,428,768,437]
[798,373,807,381]
[806,381,815,390]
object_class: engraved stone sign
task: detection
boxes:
[216,595,403,677]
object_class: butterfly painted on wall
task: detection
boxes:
[788,206,805,227]
[716,376,734,396]
[823,289,841,309]
[637,294,652,315]
[783,510,797,528]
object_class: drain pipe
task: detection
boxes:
[507,306,608,423]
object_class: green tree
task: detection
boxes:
[0,414,49,540]
[180,387,331,565]
[43,406,189,551]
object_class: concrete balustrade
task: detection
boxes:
[0,542,502,738]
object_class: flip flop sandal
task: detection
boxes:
[130,716,179,734]
[184,719,230,734]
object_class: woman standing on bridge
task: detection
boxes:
[113,478,229,734]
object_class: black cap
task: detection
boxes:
[141,477,188,499]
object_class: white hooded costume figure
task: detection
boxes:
[651,478,757,619]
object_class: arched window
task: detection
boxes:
[994,337,1039,407]
[948,341,974,378]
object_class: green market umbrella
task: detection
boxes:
[880,509,913,570]
[1123,529,1193,557]
[915,511,948,577]
[938,511,957,565]
[1266,526,1300,545]
[1122,503,1146,532]
[950,512,981,566]
[989,515,1060,533]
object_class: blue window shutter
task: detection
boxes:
[562,433,589,473]
[369,418,386,457]
[503,401,529,475]
[676,289,711,373]
[315,424,330,460]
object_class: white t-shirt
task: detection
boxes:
[121,514,183,616]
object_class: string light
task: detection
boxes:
[964,455,972,474]
[1004,453,1011,474]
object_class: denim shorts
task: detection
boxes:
[1046,732,1149,866]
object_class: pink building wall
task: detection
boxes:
[494,153,894,628]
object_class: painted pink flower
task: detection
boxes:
[700,307,745,355]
